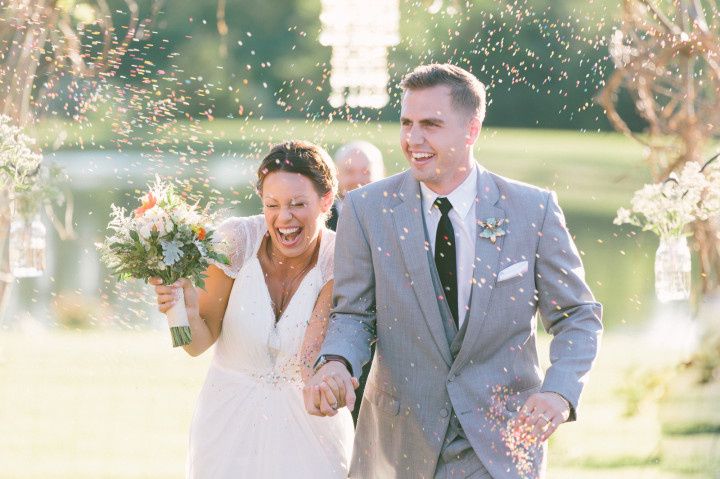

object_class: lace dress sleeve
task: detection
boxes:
[210,215,266,279]
[318,229,336,286]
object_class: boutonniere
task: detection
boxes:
[478,217,508,244]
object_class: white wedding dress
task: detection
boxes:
[187,215,354,478]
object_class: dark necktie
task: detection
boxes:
[434,197,458,327]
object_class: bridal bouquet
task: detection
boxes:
[98,177,229,347]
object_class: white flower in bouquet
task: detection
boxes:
[98,176,229,347]
[172,203,204,227]
[137,204,173,240]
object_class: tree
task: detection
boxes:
[599,0,720,295]
[0,0,164,318]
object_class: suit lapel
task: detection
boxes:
[392,172,453,367]
[453,169,506,371]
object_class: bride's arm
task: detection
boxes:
[191,265,233,355]
[298,280,334,383]
[152,264,233,357]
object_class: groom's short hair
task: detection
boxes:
[400,64,486,122]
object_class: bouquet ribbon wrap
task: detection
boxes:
[166,287,192,347]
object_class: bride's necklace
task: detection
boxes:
[264,235,320,321]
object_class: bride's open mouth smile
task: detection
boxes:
[276,226,303,247]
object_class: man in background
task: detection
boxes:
[326,141,385,231]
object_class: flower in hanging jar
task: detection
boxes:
[614,160,720,237]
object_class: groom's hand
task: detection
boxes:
[303,361,358,417]
[519,392,571,442]
[322,370,360,413]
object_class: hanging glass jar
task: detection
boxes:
[9,192,46,278]
[654,235,691,302]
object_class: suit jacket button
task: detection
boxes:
[440,408,449,418]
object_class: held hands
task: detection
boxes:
[303,361,359,417]
[149,277,199,320]
[518,391,571,442]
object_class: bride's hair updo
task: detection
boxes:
[256,141,338,198]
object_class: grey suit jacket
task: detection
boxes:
[320,167,603,479]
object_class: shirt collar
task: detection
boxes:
[420,163,478,220]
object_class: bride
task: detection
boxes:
[150,141,354,478]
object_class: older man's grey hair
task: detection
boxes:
[333,141,385,179]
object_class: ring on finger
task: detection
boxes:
[539,413,551,422]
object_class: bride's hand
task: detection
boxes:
[149,277,200,320]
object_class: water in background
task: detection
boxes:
[3,151,657,333]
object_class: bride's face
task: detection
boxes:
[260,171,333,258]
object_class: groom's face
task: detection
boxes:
[400,85,477,193]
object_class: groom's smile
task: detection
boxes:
[410,151,436,167]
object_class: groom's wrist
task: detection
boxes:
[551,391,571,408]
[547,391,573,418]
[314,354,353,376]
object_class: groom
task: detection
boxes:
[304,64,602,478]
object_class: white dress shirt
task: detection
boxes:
[420,165,478,328]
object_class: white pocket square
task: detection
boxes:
[497,261,529,282]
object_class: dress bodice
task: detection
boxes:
[210,215,335,382]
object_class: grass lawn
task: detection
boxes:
[0,330,717,479]
[11,120,716,477]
